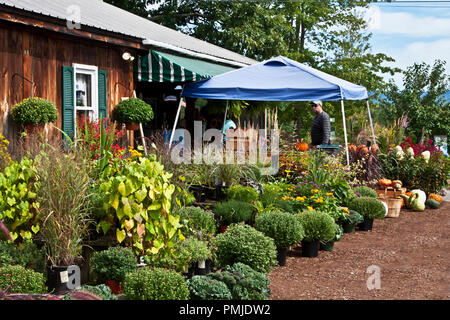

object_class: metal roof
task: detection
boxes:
[0,0,256,67]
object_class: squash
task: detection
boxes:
[295,140,309,152]
[410,189,426,204]
[399,194,411,208]
[378,179,392,188]
[409,193,425,212]
[425,198,440,209]
[428,193,442,204]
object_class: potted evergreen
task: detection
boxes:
[254,211,305,266]
[112,98,153,130]
[348,197,386,231]
[295,211,336,258]
[90,246,138,294]
[10,97,58,133]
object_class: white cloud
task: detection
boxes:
[366,6,450,37]
[382,39,450,87]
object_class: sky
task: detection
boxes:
[364,0,450,88]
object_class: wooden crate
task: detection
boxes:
[376,187,406,199]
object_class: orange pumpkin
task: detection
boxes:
[370,145,378,153]
[348,144,357,152]
[296,140,309,152]
[405,192,412,197]
[428,193,442,204]
[378,178,392,188]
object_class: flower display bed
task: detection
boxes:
[268,201,449,300]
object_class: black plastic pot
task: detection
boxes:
[195,260,208,275]
[203,187,217,200]
[189,185,206,202]
[343,223,356,234]
[215,185,229,201]
[301,240,319,258]
[276,248,288,266]
[183,265,196,279]
[358,217,374,231]
[47,265,70,295]
[319,241,334,251]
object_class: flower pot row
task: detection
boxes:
[189,185,229,202]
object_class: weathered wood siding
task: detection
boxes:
[0,22,135,145]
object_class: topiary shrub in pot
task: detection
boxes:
[348,197,386,231]
[112,98,153,130]
[187,275,232,300]
[254,211,305,266]
[90,246,138,294]
[212,200,253,232]
[123,267,190,300]
[212,224,277,273]
[295,211,336,258]
[0,265,47,294]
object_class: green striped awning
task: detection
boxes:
[134,50,236,83]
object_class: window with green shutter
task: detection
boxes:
[61,65,107,140]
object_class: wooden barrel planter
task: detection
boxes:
[381,197,403,218]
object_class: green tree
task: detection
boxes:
[104,0,150,18]
[379,60,450,138]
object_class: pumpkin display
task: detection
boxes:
[378,179,392,188]
[428,193,442,204]
[295,140,309,152]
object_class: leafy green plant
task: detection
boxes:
[225,185,259,202]
[254,211,304,249]
[208,263,270,300]
[112,98,154,124]
[179,237,211,264]
[352,186,378,198]
[99,155,183,257]
[0,158,40,242]
[174,206,216,239]
[295,211,336,242]
[260,183,284,208]
[187,275,232,300]
[348,197,386,219]
[10,97,58,125]
[0,241,46,274]
[0,133,12,172]
[64,284,118,300]
[343,209,364,225]
[0,265,46,294]
[212,200,253,226]
[123,267,189,300]
[90,247,137,283]
[212,224,277,273]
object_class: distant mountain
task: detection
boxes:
[370,91,450,104]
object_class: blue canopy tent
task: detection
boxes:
[176,56,376,165]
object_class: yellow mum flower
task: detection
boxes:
[325,192,333,196]
[311,189,319,193]
[307,206,314,211]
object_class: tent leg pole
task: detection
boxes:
[168,88,185,151]
[223,100,229,129]
[366,99,377,147]
[341,100,350,166]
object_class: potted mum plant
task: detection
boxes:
[319,223,343,252]
[349,197,386,231]
[254,211,305,266]
[90,246,138,294]
[341,209,364,233]
[295,211,336,258]
[112,98,153,130]
[10,97,58,133]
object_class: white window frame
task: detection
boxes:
[73,63,98,139]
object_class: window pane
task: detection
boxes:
[75,73,92,107]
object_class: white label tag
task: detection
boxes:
[198,260,206,269]
[60,270,69,283]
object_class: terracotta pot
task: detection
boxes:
[23,123,45,134]
[105,279,123,295]
[125,122,140,131]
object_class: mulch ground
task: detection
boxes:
[268,200,450,300]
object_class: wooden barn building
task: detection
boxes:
[0,0,255,147]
